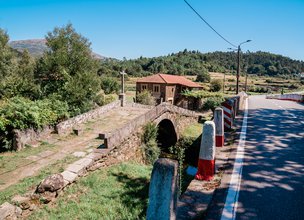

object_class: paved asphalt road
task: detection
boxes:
[207,95,304,220]
[235,95,304,220]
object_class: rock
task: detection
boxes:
[11,195,30,210]
[72,151,86,158]
[0,202,22,220]
[40,192,56,204]
[36,174,64,193]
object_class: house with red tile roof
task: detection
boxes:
[136,73,203,107]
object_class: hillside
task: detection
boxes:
[9,39,105,60]
[100,50,304,78]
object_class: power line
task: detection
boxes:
[184,0,237,48]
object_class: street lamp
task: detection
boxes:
[228,40,251,94]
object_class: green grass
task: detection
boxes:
[29,162,152,220]
[0,155,77,204]
[182,122,203,139]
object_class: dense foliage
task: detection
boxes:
[99,50,304,78]
[203,51,304,77]
[0,97,69,150]
[0,24,118,151]
[141,122,160,165]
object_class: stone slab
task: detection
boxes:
[66,164,86,175]
[72,151,86,158]
[61,171,78,183]
[74,158,93,167]
[0,202,22,220]
[85,153,103,161]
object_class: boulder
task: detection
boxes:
[36,173,64,193]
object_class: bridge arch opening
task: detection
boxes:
[157,119,177,153]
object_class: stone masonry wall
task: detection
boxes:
[12,126,54,151]
[55,100,121,135]
[12,100,121,151]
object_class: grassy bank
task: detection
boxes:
[0,155,77,204]
[30,162,152,220]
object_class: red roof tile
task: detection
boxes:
[137,73,203,88]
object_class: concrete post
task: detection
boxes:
[214,108,224,147]
[120,71,126,107]
[195,121,216,181]
[147,158,178,220]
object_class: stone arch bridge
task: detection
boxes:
[99,102,200,151]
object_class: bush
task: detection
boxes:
[136,90,156,105]
[210,79,223,92]
[100,77,120,94]
[94,92,117,106]
[196,68,210,82]
[202,96,225,112]
[0,97,69,130]
[141,122,160,165]
[0,97,69,151]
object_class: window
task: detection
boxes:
[141,84,147,91]
[171,88,174,93]
[153,85,160,93]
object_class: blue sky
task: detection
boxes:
[0,0,303,61]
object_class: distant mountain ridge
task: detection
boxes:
[9,39,105,60]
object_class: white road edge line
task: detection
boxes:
[220,98,248,220]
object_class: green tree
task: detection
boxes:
[196,67,210,82]
[100,77,119,95]
[0,29,16,78]
[35,24,100,114]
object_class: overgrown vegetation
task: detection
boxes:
[141,122,160,165]
[136,90,156,106]
[170,136,195,195]
[182,90,225,112]
[0,97,69,150]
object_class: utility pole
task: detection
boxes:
[230,40,251,95]
[236,46,241,94]
[223,70,226,93]
[245,66,248,92]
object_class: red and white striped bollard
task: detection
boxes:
[195,121,216,181]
